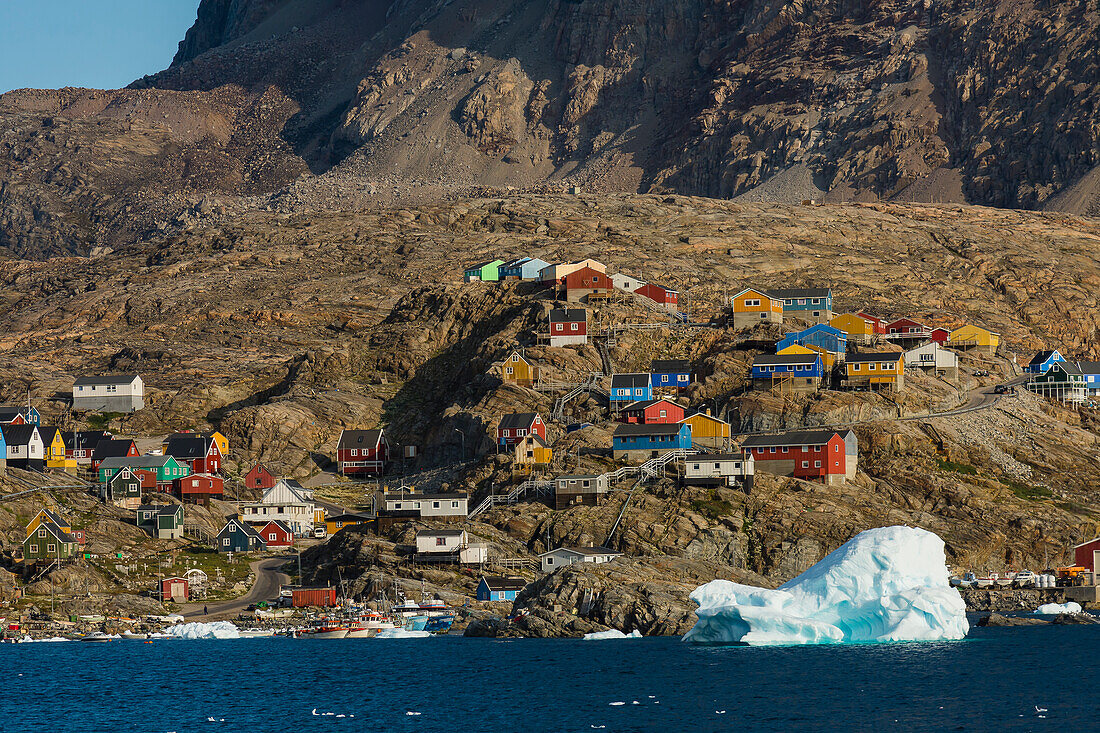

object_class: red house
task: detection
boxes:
[164,434,222,474]
[245,462,277,491]
[175,473,225,505]
[885,318,928,337]
[132,468,158,492]
[497,413,547,448]
[337,428,389,476]
[741,430,857,485]
[256,520,295,548]
[856,312,887,335]
[930,327,951,344]
[1073,538,1100,573]
[548,308,588,347]
[563,266,614,302]
[91,439,139,471]
[161,577,189,602]
[618,399,685,425]
[635,283,679,308]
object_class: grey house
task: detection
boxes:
[72,375,145,413]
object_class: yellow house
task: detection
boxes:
[27,509,71,537]
[804,344,837,372]
[514,434,553,472]
[948,325,1001,356]
[731,288,783,329]
[314,507,326,527]
[830,313,875,345]
[325,513,372,535]
[40,427,78,473]
[680,411,731,450]
[501,351,540,387]
[845,352,904,391]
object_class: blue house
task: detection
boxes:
[0,405,40,425]
[476,576,526,602]
[0,427,6,473]
[650,359,692,390]
[612,423,693,459]
[610,373,652,405]
[768,288,833,324]
[215,519,266,554]
[1025,350,1065,374]
[499,257,552,281]
[777,324,848,358]
[1077,361,1100,395]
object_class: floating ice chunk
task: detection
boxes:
[683,526,969,645]
[582,629,642,640]
[406,711,421,716]
[162,621,240,640]
[608,702,625,707]
[376,628,431,639]
[1035,602,1082,615]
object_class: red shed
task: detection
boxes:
[856,312,887,335]
[1074,538,1100,572]
[175,473,224,505]
[161,577,190,602]
[618,399,685,425]
[930,327,951,344]
[245,462,277,491]
[257,520,295,548]
[885,318,928,336]
[496,412,547,448]
[563,266,614,302]
[293,587,337,608]
[635,283,679,308]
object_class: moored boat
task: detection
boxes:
[81,632,113,642]
[300,623,349,639]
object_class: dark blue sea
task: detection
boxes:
[3,624,1098,732]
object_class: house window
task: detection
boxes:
[782,447,789,453]
[869,363,876,370]
[815,461,822,468]
[393,503,401,509]
[693,464,700,470]
[29,544,38,554]
[433,502,440,509]
[769,448,776,454]
[811,299,820,305]
[269,533,277,541]
[38,528,46,537]
[350,449,358,457]
[797,299,806,305]
[511,355,519,362]
[760,313,767,319]
[745,299,760,307]
[518,429,526,437]
[547,558,554,565]
[436,537,447,546]
[678,375,688,382]
[571,323,578,331]
[223,538,231,546]
[659,410,667,418]
[802,461,809,468]
[506,367,513,375]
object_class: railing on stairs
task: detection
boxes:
[469,478,555,518]
[184,523,214,543]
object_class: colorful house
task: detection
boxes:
[107,467,148,509]
[844,352,905,391]
[22,521,77,563]
[548,308,588,347]
[929,327,951,345]
[650,359,692,390]
[256,520,295,548]
[884,318,929,341]
[136,504,184,540]
[538,259,607,284]
[768,288,832,324]
[554,474,610,509]
[741,429,858,485]
[337,428,389,476]
[63,430,110,465]
[514,434,552,471]
[680,411,731,450]
[830,313,876,345]
[244,463,277,491]
[27,509,71,536]
[39,426,76,473]
[2,425,45,471]
[164,434,222,475]
[215,518,266,553]
[496,413,547,448]
[611,273,646,293]
[325,512,373,535]
[499,257,551,281]
[161,577,190,603]
[1025,350,1065,374]
[1076,362,1100,396]
[618,398,685,425]
[464,259,504,282]
[947,325,1001,356]
[162,431,228,461]
[476,576,526,602]
[751,353,823,392]
[635,282,679,309]
[239,479,316,533]
[904,342,958,381]
[1073,537,1100,573]
[1026,361,1086,405]
[98,455,189,490]
[610,373,653,405]
[563,266,614,302]
[777,324,848,362]
[500,351,540,387]
[731,288,783,329]
[175,473,225,504]
[0,405,40,425]
[91,438,139,471]
[612,422,693,460]
[856,312,888,335]
[682,453,755,490]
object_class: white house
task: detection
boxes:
[682,453,755,490]
[539,545,622,574]
[72,374,145,413]
[384,492,468,518]
[2,424,44,470]
[239,479,316,534]
[414,528,487,564]
[611,273,646,293]
[903,342,959,380]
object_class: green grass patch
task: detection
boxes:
[1003,479,1053,501]
[937,459,977,476]
[86,412,123,430]
[691,498,735,521]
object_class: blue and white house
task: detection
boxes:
[751,353,824,393]
[650,359,692,390]
[610,373,653,406]
[768,288,833,324]
[476,576,526,602]
[499,257,552,281]
[1025,350,1065,374]
[1076,361,1100,395]
[0,405,40,425]
[776,324,848,360]
[0,427,6,473]
[612,423,693,460]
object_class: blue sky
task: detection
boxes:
[0,1,199,93]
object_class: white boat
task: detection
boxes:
[120,631,149,640]
[81,632,113,643]
[346,612,397,638]
[300,624,349,639]
[238,628,276,638]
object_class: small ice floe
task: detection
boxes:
[582,629,642,640]
[162,621,240,640]
[631,701,640,705]
[406,711,421,717]
[609,702,626,707]
[376,628,431,639]
[1035,706,1048,713]
[590,726,606,729]
[716,710,727,714]
[1035,602,1082,615]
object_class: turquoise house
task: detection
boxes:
[464,259,504,282]
[476,576,526,602]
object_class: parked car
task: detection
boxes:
[313,527,327,539]
[974,370,990,377]
[994,385,1008,394]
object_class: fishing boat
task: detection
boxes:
[346,611,398,638]
[238,628,277,638]
[120,631,149,640]
[418,598,455,634]
[300,621,349,639]
[81,632,113,643]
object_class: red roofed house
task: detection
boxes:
[175,473,225,505]
[548,309,588,347]
[256,520,295,548]
[563,266,614,303]
[635,283,679,309]
[856,313,887,335]
[337,429,389,476]
[496,413,547,449]
[930,327,951,345]
[245,463,277,491]
[885,318,929,338]
[617,399,686,425]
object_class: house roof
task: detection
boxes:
[99,455,175,471]
[611,373,651,389]
[681,411,730,426]
[26,520,74,545]
[613,423,687,437]
[93,438,136,460]
[688,453,749,462]
[384,492,469,501]
[846,352,902,363]
[1,425,38,445]
[732,287,776,300]
[338,429,384,451]
[466,259,503,271]
[622,398,680,412]
[417,528,466,538]
[498,412,541,431]
[499,257,530,269]
[548,308,587,323]
[518,434,549,448]
[1050,361,1083,375]
[540,545,622,558]
[164,436,212,460]
[480,576,527,591]
[1029,350,1061,365]
[155,505,183,517]
[741,430,849,449]
[73,374,139,387]
[62,430,109,451]
[38,425,61,443]
[1076,361,1100,376]
[767,288,831,300]
[752,354,820,367]
[259,519,295,535]
[34,509,68,528]
[650,359,690,373]
[0,407,26,422]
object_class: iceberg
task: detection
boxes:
[375,628,431,639]
[1035,602,1082,615]
[161,621,241,640]
[583,629,643,640]
[683,526,969,645]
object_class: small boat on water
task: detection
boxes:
[300,622,349,639]
[120,631,149,640]
[238,629,276,638]
[346,611,397,638]
[81,632,113,643]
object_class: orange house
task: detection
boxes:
[731,288,783,329]
[564,267,614,302]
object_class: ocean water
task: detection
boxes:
[2,624,1098,732]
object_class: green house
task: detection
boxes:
[99,455,189,485]
[1026,362,1086,405]
[23,521,77,562]
[464,259,504,283]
